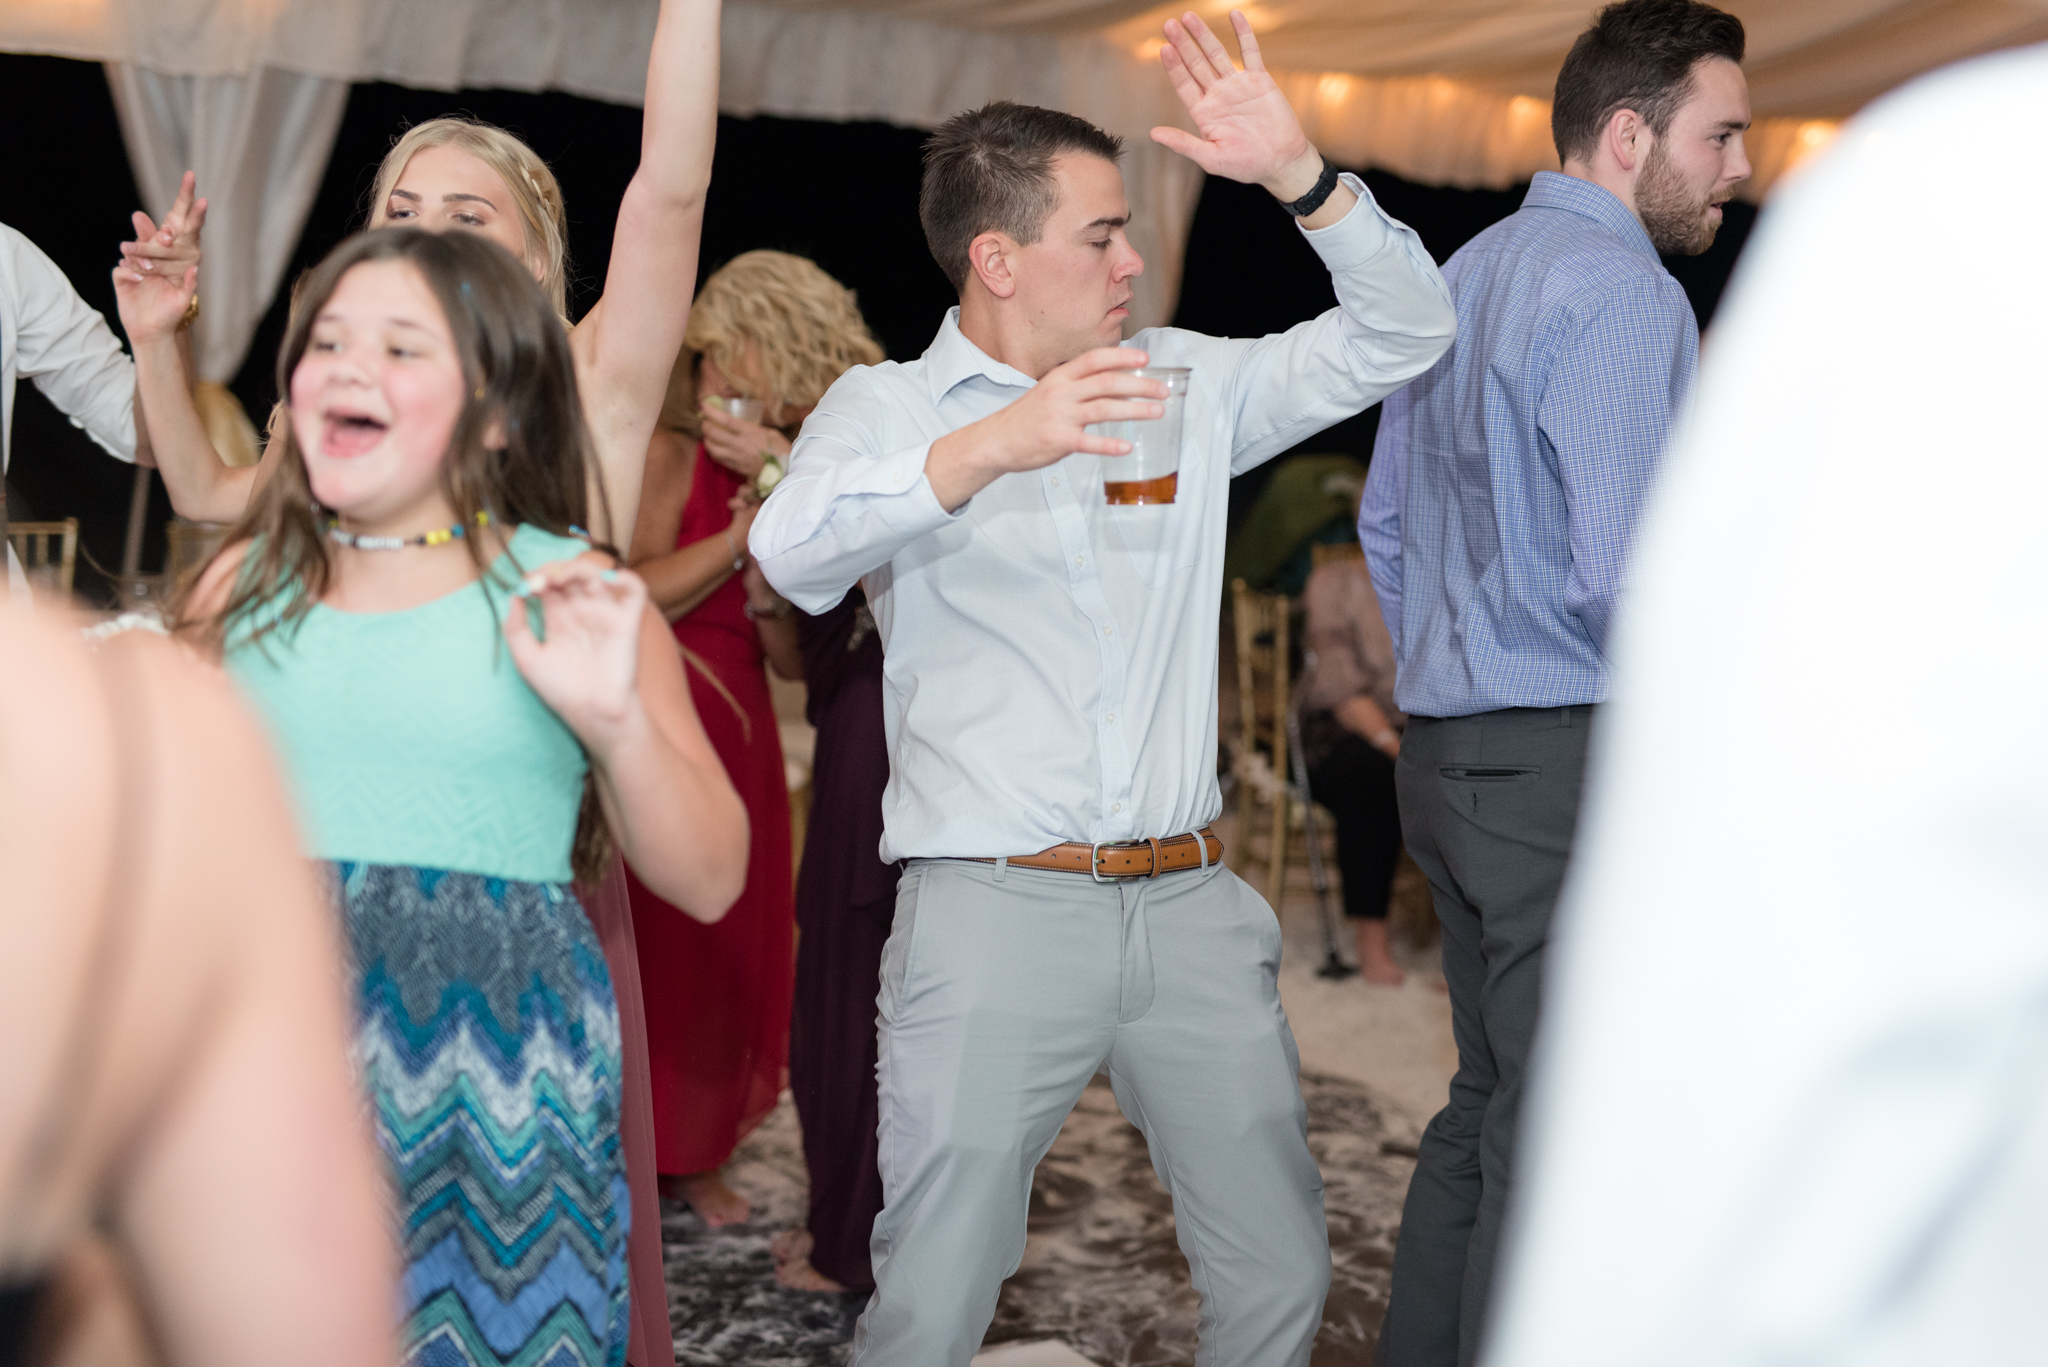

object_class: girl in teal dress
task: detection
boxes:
[178,228,747,1367]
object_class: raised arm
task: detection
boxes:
[567,0,720,545]
[1150,11,1454,475]
[1150,10,1356,230]
[113,176,263,522]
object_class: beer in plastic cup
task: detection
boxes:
[1093,367,1190,505]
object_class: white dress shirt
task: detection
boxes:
[3,221,139,592]
[1484,45,2048,1367]
[751,175,1454,861]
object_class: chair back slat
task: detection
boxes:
[5,518,80,599]
[1230,578,1294,907]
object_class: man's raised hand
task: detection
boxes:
[1150,11,1330,207]
[925,349,1167,512]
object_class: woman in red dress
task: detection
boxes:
[627,251,884,1224]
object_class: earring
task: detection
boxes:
[474,386,486,400]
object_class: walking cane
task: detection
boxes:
[1286,706,1357,981]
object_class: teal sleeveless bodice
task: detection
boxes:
[225,524,591,884]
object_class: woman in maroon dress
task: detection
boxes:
[627,251,884,1225]
[767,586,895,1292]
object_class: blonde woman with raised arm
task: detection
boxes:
[114,0,721,549]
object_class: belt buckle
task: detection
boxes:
[1090,838,1157,883]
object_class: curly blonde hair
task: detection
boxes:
[663,251,883,433]
[367,117,572,318]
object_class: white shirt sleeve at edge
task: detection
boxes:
[3,223,137,468]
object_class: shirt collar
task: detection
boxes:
[922,306,1038,405]
[1523,171,1660,260]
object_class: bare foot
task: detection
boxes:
[664,1171,751,1227]
[775,1254,848,1293]
[1355,919,1406,987]
[769,1228,813,1269]
[768,1227,848,1291]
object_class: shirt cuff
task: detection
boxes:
[1297,172,1393,272]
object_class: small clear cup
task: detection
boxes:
[1092,367,1190,505]
[704,395,765,424]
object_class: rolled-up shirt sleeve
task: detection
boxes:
[1216,174,1455,476]
[3,223,136,467]
[1539,274,1693,652]
[748,372,962,613]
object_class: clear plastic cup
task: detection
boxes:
[704,395,765,424]
[1093,367,1190,505]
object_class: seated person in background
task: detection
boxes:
[1298,549,1407,984]
[0,606,392,1365]
[627,248,884,1226]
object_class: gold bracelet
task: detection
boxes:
[177,291,201,332]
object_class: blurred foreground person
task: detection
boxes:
[1362,3,1750,1360]
[0,606,392,1364]
[1484,44,2048,1367]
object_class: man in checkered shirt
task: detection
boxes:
[1360,3,1753,1364]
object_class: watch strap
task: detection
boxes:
[1281,156,1341,218]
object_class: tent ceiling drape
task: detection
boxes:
[13,0,2047,137]
[6,0,2046,322]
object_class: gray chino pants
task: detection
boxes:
[848,856,1332,1367]
[1375,706,1594,1367]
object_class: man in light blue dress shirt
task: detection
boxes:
[1358,3,1752,1364]
[753,12,1455,1365]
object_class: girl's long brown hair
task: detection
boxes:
[178,227,619,881]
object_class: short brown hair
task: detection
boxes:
[1551,0,1745,165]
[919,102,1124,293]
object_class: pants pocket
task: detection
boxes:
[1439,765,1541,781]
[877,863,930,1024]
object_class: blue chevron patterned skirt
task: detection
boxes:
[337,863,629,1367]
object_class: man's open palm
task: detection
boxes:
[1151,10,1312,187]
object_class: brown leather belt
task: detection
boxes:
[970,828,1224,880]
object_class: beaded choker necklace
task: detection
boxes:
[325,511,490,551]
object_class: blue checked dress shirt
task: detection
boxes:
[1360,171,1698,718]
[752,175,1456,860]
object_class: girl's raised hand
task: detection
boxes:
[113,260,199,348]
[503,556,650,753]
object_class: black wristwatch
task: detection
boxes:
[1280,155,1341,218]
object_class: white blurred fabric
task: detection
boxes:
[1483,42,2048,1367]
[103,64,347,387]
